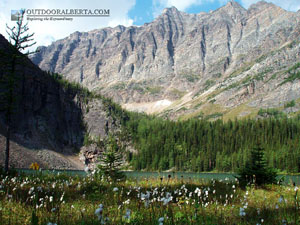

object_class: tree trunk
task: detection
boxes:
[4,54,15,174]
[4,123,10,173]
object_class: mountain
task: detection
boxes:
[30,1,300,120]
[0,34,123,169]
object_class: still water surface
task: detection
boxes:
[16,169,300,185]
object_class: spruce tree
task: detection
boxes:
[236,145,277,186]
[96,136,125,181]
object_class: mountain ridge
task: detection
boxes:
[30,1,300,119]
[0,34,125,169]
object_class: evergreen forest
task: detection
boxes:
[119,112,300,173]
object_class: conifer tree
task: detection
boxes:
[97,136,125,181]
[1,9,36,173]
[236,145,277,186]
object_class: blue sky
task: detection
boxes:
[0,0,299,50]
[128,0,229,25]
[129,0,300,25]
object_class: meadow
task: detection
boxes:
[0,170,299,225]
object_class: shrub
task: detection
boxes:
[284,100,296,108]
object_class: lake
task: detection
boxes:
[15,169,300,185]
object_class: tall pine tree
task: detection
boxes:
[1,9,36,173]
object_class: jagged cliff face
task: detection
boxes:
[31,1,300,119]
[0,34,119,169]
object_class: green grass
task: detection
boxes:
[284,100,296,109]
[224,82,240,91]
[255,54,268,64]
[266,71,282,82]
[0,172,300,224]
[169,88,186,98]
[146,86,162,95]
[286,40,299,49]
[253,67,274,81]
[111,82,126,90]
[226,63,254,79]
[257,108,286,118]
[179,103,225,121]
[194,102,204,109]
[222,103,258,121]
[205,112,223,120]
[181,73,200,82]
[131,83,144,92]
[280,63,300,85]
[204,79,216,90]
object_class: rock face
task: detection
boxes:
[0,34,119,169]
[31,1,300,118]
[0,34,85,150]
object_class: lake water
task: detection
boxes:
[16,169,300,185]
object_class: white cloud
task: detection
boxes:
[152,0,203,17]
[240,0,300,12]
[0,0,136,51]
[108,18,134,27]
[152,0,300,19]
[152,0,225,18]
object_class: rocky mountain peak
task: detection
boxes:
[214,0,246,22]
[248,1,281,13]
[159,6,183,23]
[223,0,245,11]
[30,2,300,119]
[162,6,180,15]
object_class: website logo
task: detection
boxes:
[11,8,110,22]
[11,10,22,21]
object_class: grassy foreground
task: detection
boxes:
[0,171,299,225]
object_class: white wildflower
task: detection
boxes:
[28,187,34,195]
[239,207,246,216]
[124,199,130,205]
[124,208,131,220]
[95,204,104,221]
[257,208,260,215]
[158,217,164,225]
[113,187,119,192]
[60,193,64,202]
[161,192,172,205]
